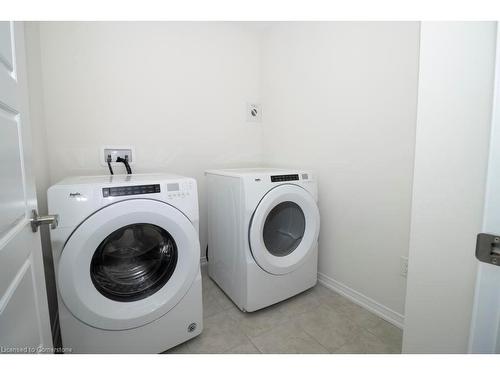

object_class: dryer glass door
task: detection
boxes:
[263,201,306,257]
[90,223,178,302]
[58,199,200,331]
[249,184,320,275]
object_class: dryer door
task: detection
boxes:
[57,199,200,330]
[249,184,320,275]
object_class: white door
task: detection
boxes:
[468,26,500,354]
[0,22,52,352]
[249,184,320,275]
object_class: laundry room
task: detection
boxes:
[1,2,500,372]
[22,21,418,353]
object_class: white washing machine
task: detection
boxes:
[205,168,320,312]
[47,173,203,353]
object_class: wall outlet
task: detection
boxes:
[101,146,134,166]
[400,256,409,278]
[247,103,262,123]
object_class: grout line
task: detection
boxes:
[245,335,263,354]
[246,332,264,353]
[365,322,403,353]
[300,327,332,354]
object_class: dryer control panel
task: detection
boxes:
[102,184,161,197]
[271,174,299,182]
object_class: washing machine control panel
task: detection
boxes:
[166,180,194,200]
[270,174,299,182]
[102,184,161,197]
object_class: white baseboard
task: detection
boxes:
[317,272,405,329]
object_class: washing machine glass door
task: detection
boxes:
[58,199,200,331]
[249,184,320,275]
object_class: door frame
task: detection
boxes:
[468,23,500,354]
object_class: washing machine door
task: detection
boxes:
[248,184,320,275]
[57,199,200,330]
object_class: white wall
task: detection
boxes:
[403,22,496,353]
[261,22,420,322]
[34,22,264,252]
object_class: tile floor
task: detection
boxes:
[166,266,402,354]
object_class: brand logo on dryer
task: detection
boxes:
[69,192,87,201]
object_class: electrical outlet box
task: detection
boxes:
[247,103,262,123]
[400,256,409,278]
[100,146,134,166]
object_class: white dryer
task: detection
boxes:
[205,168,320,312]
[48,174,202,353]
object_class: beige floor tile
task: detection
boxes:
[250,321,328,354]
[336,301,383,329]
[367,319,403,353]
[202,287,226,318]
[276,287,322,319]
[187,311,250,354]
[333,329,397,354]
[224,341,261,354]
[294,305,364,352]
[226,303,292,338]
[210,284,236,310]
[164,341,192,354]
[312,284,352,310]
[194,268,402,355]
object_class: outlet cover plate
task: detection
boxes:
[247,103,262,123]
[400,256,409,278]
[101,146,135,166]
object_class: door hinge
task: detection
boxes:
[476,233,500,266]
[30,209,59,233]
